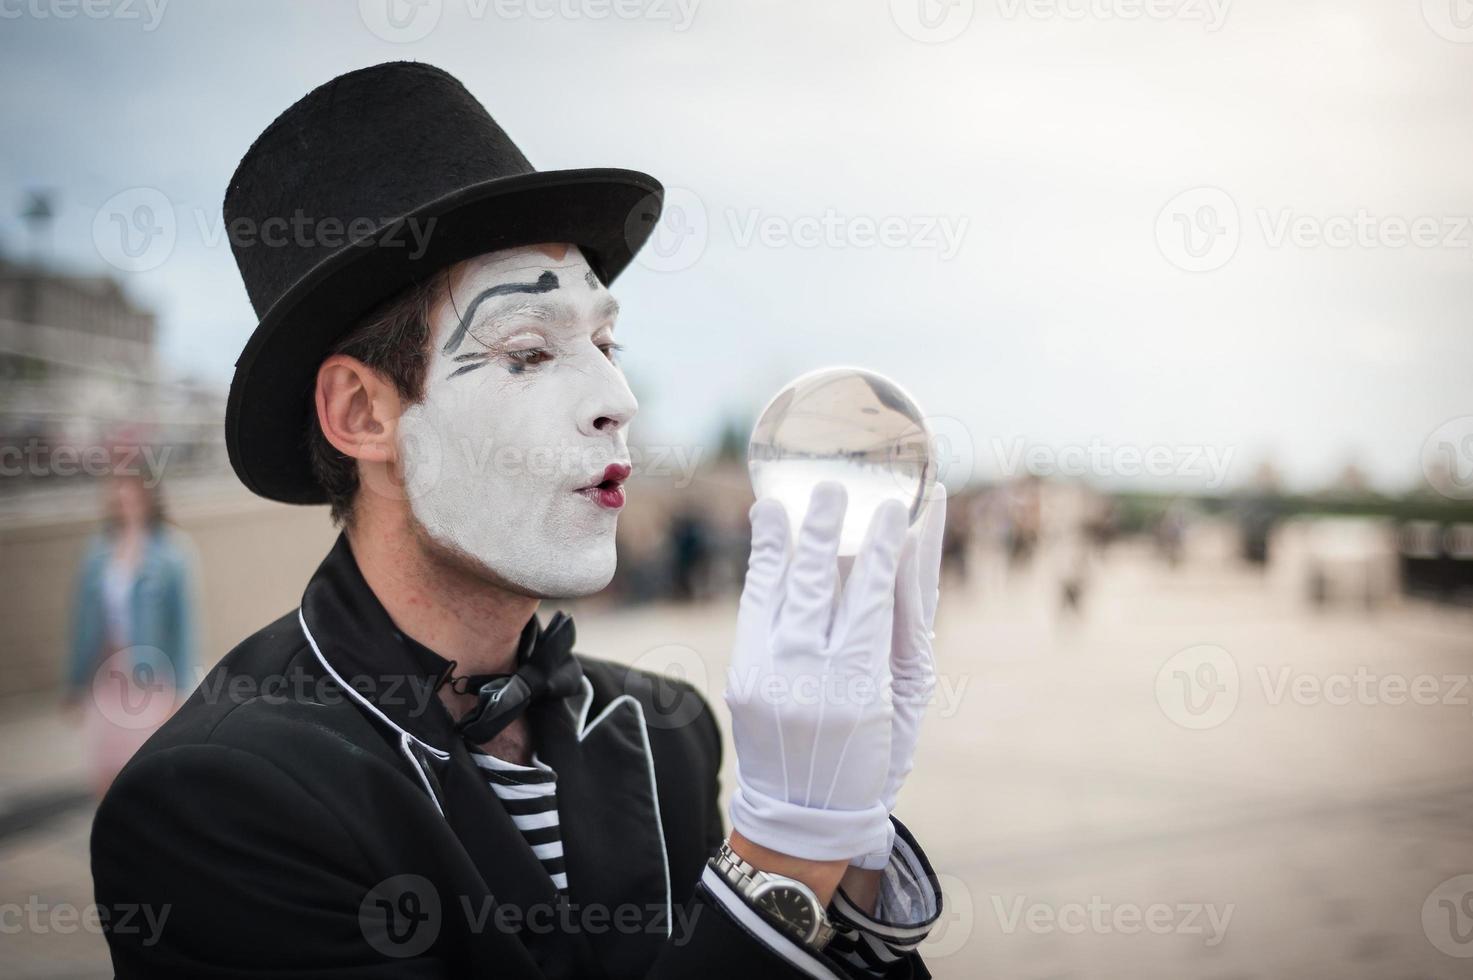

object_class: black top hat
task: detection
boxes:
[223,61,663,504]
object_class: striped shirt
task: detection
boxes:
[464,747,942,977]
[468,749,568,892]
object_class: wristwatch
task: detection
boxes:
[712,840,836,952]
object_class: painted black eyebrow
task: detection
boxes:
[440,270,560,355]
[446,360,489,380]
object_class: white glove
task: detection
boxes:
[725,482,909,862]
[852,487,946,870]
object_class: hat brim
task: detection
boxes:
[225,167,663,504]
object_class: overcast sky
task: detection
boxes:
[2,0,1470,495]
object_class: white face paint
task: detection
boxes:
[396,244,637,597]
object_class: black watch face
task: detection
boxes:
[756,886,815,937]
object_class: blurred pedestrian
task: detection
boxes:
[668,508,714,601]
[64,471,197,797]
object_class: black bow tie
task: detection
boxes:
[450,611,583,744]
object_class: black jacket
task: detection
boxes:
[91,535,932,978]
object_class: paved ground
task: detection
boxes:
[3,541,1471,978]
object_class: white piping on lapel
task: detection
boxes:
[567,675,596,733]
[297,608,453,799]
[401,732,447,818]
[569,675,674,939]
[301,609,670,930]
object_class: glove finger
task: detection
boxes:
[892,486,946,662]
[891,517,925,665]
[890,490,942,742]
[917,486,947,629]
[776,481,847,646]
[830,498,908,664]
[741,497,790,606]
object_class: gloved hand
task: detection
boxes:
[851,487,946,870]
[725,481,909,862]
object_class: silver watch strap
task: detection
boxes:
[713,841,836,951]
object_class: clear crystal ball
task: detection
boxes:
[748,366,936,557]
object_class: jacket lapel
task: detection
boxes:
[300,535,604,974]
[532,677,671,978]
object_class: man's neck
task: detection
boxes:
[345,508,540,678]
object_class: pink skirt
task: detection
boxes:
[83,660,176,794]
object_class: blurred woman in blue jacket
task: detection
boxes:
[66,473,198,796]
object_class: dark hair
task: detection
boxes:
[306,272,446,525]
[104,472,168,532]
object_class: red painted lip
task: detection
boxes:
[587,485,625,509]
[577,463,631,510]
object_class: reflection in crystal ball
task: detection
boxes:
[748,367,935,557]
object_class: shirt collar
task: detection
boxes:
[298,533,475,758]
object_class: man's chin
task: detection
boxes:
[410,518,616,599]
[485,555,616,600]
[519,539,618,598]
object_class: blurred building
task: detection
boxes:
[0,254,227,494]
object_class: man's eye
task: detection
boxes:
[507,348,552,368]
[599,342,625,364]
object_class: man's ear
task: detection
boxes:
[314,354,405,466]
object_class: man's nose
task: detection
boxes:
[579,360,638,437]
